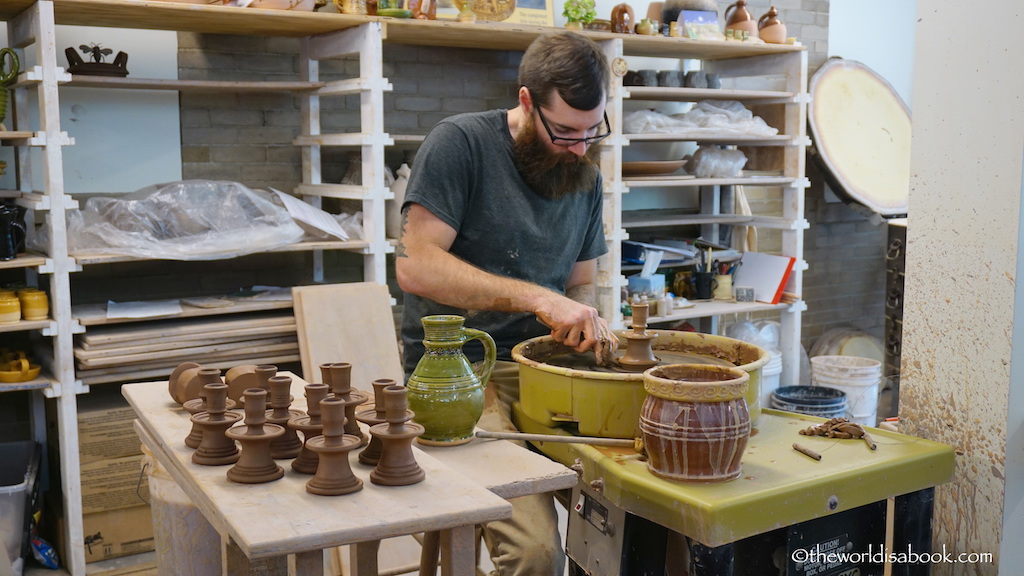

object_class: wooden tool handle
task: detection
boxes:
[474,429,638,448]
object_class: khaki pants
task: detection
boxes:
[476,361,566,576]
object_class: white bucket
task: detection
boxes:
[758,351,783,411]
[142,445,221,576]
[810,355,882,377]
[811,371,880,426]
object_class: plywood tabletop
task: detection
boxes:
[123,374,513,559]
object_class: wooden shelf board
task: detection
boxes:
[0,375,53,393]
[626,86,796,102]
[622,210,753,228]
[0,318,52,333]
[626,133,794,145]
[0,253,49,270]
[631,299,792,323]
[623,176,795,187]
[73,299,294,327]
[0,130,36,140]
[0,0,803,59]
[72,240,371,265]
[68,75,326,92]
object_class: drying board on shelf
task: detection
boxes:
[292,282,404,387]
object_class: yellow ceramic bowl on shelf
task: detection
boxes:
[0,358,42,383]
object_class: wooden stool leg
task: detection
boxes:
[419,530,442,576]
[293,550,325,575]
[439,526,476,576]
[350,540,381,576]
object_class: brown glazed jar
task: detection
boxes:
[639,364,751,482]
[611,3,635,34]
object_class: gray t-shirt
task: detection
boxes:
[401,109,607,373]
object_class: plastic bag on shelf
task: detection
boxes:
[685,146,748,178]
[726,319,781,353]
[66,180,305,260]
[624,100,779,138]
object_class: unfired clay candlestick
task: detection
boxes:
[618,301,660,371]
[355,378,396,466]
[289,382,330,474]
[305,396,363,496]
[183,368,231,449]
[369,385,425,486]
[225,388,285,484]
[190,382,242,465]
[266,375,304,459]
[328,363,369,447]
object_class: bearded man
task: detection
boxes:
[395,32,618,576]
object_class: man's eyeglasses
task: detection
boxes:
[534,103,611,147]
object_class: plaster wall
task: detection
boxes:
[901,1,1023,571]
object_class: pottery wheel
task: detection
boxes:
[545,350,734,374]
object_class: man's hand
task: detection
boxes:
[535,296,619,360]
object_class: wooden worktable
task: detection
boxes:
[123,374,576,575]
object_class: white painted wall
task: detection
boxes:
[0,26,181,194]
[828,0,916,107]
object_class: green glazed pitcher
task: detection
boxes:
[406,314,496,446]
[0,48,20,125]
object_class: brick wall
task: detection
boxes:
[172,0,887,353]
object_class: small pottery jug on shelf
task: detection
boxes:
[724,0,758,39]
[406,315,495,446]
[610,3,635,34]
[757,6,786,44]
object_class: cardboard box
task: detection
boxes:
[78,394,143,464]
[83,505,154,564]
[80,454,150,514]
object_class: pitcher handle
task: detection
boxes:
[463,327,496,388]
[0,48,19,86]
[724,2,737,24]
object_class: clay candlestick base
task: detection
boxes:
[355,378,396,466]
[168,361,200,404]
[183,368,233,449]
[266,375,304,459]
[305,397,363,496]
[191,382,242,466]
[289,382,330,474]
[369,385,425,486]
[328,363,370,447]
[225,388,285,484]
[618,302,660,372]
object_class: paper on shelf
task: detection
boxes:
[106,299,184,319]
[272,188,349,241]
[639,250,663,278]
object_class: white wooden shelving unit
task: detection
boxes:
[1,2,808,574]
[598,39,809,391]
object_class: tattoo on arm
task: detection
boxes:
[566,284,597,308]
[394,207,409,258]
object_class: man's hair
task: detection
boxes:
[518,31,609,112]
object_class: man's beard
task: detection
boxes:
[512,112,602,200]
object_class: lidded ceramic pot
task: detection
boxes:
[639,363,751,482]
[724,0,758,38]
[0,294,20,324]
[18,288,48,321]
[757,6,787,44]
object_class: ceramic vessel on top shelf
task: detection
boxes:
[724,0,758,38]
[757,6,787,44]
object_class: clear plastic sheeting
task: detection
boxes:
[67,180,305,260]
[623,100,779,137]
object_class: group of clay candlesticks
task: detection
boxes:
[170,362,426,496]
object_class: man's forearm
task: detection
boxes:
[565,283,597,308]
